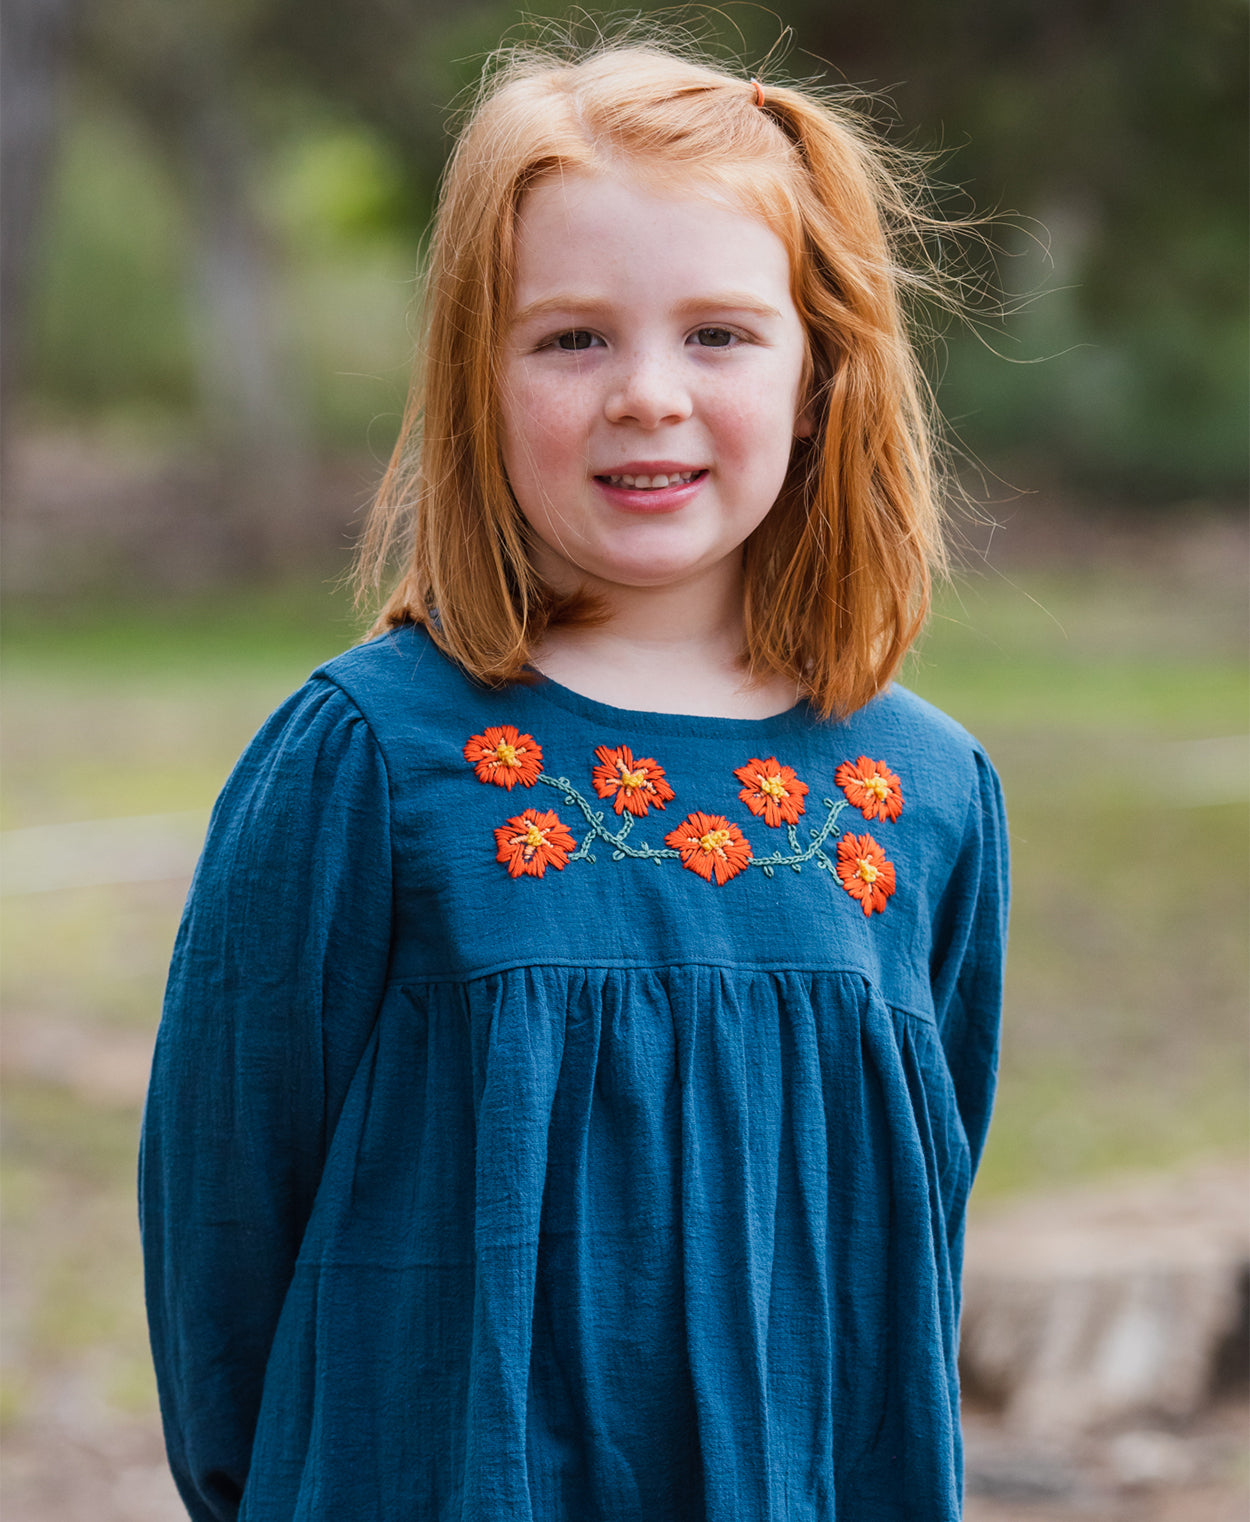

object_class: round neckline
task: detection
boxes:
[524,666,819,737]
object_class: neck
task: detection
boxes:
[531,568,799,719]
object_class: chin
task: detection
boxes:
[535,535,733,595]
[592,542,727,585]
[595,563,708,592]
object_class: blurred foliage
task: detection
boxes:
[16,0,1250,495]
[26,86,196,422]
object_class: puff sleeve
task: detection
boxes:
[929,745,1010,1176]
[139,677,393,1522]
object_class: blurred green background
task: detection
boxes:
[1,0,1246,1514]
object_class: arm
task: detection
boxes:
[930,746,1010,1176]
[139,677,393,1521]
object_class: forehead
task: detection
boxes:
[510,168,796,305]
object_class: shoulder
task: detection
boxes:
[189,657,398,910]
[313,622,435,692]
[207,672,385,837]
[857,682,987,762]
[818,683,1004,902]
[212,640,451,821]
[835,682,997,808]
[308,624,474,743]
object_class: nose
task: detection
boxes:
[603,348,693,428]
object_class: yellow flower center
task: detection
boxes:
[699,828,732,853]
[758,774,788,800]
[620,768,646,790]
[864,775,890,801]
[523,823,547,849]
[494,741,519,767]
[856,858,879,884]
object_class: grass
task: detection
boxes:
[0,583,356,830]
[908,564,1249,1195]
[1,544,1247,1431]
[908,568,1248,735]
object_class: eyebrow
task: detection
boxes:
[510,292,785,326]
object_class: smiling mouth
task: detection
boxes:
[596,470,706,489]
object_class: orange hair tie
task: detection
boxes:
[750,77,765,108]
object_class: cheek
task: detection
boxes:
[502,375,543,444]
[503,376,589,461]
[717,359,807,453]
[715,391,779,447]
[736,399,807,473]
[501,389,560,499]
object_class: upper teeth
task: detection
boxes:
[604,471,698,488]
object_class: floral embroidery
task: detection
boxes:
[836,833,897,915]
[464,725,544,789]
[836,756,904,822]
[466,726,896,905]
[494,808,576,878]
[734,756,809,828]
[664,812,753,886]
[592,744,676,817]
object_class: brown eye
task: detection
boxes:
[692,327,736,348]
[556,330,597,351]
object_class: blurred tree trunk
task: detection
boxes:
[0,0,79,480]
[177,68,314,572]
[71,2,316,573]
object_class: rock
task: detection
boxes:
[1104,1429,1197,1489]
[960,1163,1250,1439]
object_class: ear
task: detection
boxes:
[793,400,816,440]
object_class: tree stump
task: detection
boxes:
[960,1163,1250,1438]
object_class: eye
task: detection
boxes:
[691,327,738,348]
[553,330,600,351]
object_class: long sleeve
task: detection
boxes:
[929,745,1010,1176]
[139,677,393,1522]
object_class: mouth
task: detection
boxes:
[595,469,707,490]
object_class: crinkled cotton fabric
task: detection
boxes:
[140,624,1009,1522]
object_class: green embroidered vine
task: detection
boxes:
[538,772,846,874]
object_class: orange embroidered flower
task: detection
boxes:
[734,756,809,827]
[464,726,544,789]
[664,811,753,885]
[494,808,576,878]
[836,756,904,822]
[836,833,897,916]
[591,744,676,817]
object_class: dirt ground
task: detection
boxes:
[964,1400,1249,1521]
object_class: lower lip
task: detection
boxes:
[593,471,707,514]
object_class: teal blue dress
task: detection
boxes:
[140,625,1008,1521]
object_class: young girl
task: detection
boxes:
[141,39,1008,1522]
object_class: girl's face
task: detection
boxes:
[500,169,811,609]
